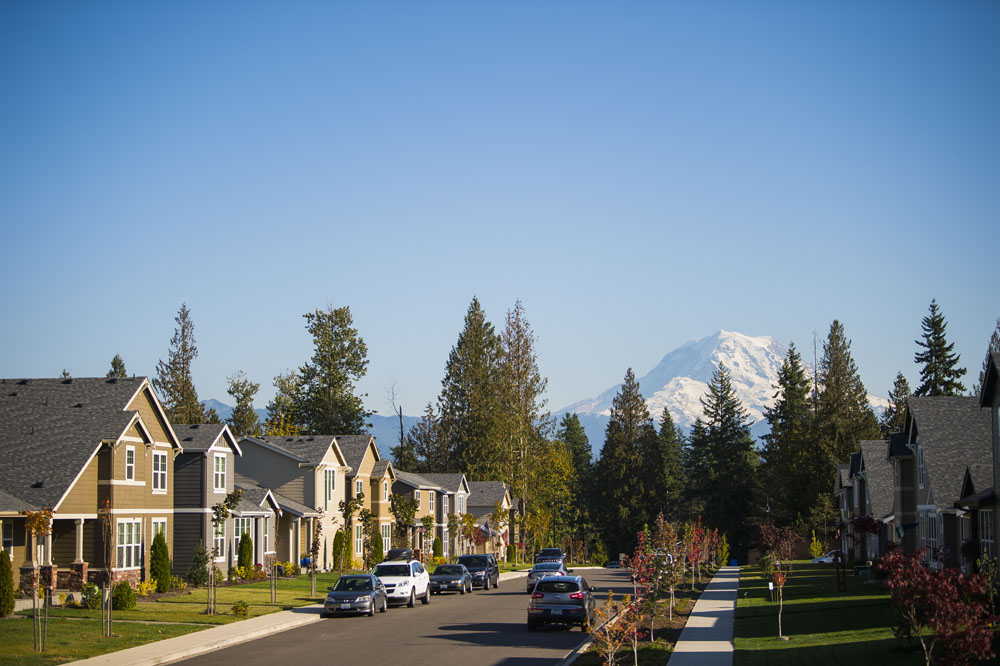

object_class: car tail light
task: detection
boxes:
[569,592,584,600]
[531,592,544,599]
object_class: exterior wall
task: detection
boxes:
[58,454,99,514]
[172,512,206,577]
[313,449,347,569]
[125,387,173,445]
[174,453,204,508]
[991,391,1000,556]
[1,516,28,570]
[237,442,306,503]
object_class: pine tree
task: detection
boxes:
[594,368,650,556]
[914,299,967,396]
[154,303,209,424]
[880,371,911,436]
[150,531,171,593]
[406,403,450,472]
[297,306,372,435]
[556,412,594,545]
[977,318,1000,396]
[0,550,14,618]
[106,354,127,379]
[557,413,592,482]
[186,541,210,587]
[226,370,261,437]
[815,320,879,487]
[654,408,684,521]
[437,297,504,481]
[761,344,815,523]
[238,531,253,570]
[264,370,301,436]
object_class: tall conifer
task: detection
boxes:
[976,318,1000,397]
[557,413,592,482]
[226,370,261,437]
[154,303,208,424]
[879,371,911,436]
[406,403,450,473]
[107,354,127,379]
[914,299,967,396]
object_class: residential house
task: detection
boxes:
[393,471,445,556]
[417,473,470,559]
[832,462,854,557]
[852,440,896,560]
[338,435,394,561]
[888,396,991,568]
[369,459,396,554]
[231,483,282,569]
[466,481,512,558]
[237,436,349,569]
[0,377,181,592]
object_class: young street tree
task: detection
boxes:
[914,299,967,397]
[226,370,261,438]
[297,306,372,435]
[106,354,127,379]
[879,371,911,437]
[154,303,210,424]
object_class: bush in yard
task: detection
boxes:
[238,532,253,571]
[81,582,101,610]
[112,580,136,611]
[0,550,14,618]
[506,544,515,562]
[186,541,210,587]
[231,599,250,617]
[433,537,442,559]
[718,534,730,566]
[150,531,171,593]
[368,531,383,569]
[809,530,824,558]
[169,575,187,591]
[136,580,156,597]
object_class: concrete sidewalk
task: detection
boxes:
[668,565,739,666]
[66,570,529,666]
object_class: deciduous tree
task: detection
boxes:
[226,370,261,437]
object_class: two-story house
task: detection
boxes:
[393,471,445,555]
[0,377,181,592]
[467,481,512,558]
[418,473,470,559]
[237,436,349,569]
[338,435,395,561]
[852,440,896,559]
[833,462,854,556]
[958,352,1000,570]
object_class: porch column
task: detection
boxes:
[255,517,263,564]
[75,519,85,563]
[44,521,53,565]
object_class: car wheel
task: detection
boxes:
[421,586,430,605]
[368,603,375,617]
[493,578,499,589]
[460,584,465,595]
[320,611,329,619]
[380,599,388,613]
[407,590,415,608]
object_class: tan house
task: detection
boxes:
[418,473,470,558]
[338,435,394,561]
[467,481,512,558]
[393,471,445,555]
[237,436,349,569]
[0,377,181,592]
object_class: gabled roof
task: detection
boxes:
[336,435,379,476]
[849,451,862,477]
[174,423,242,455]
[418,473,469,494]
[269,489,321,518]
[467,481,510,507]
[906,396,992,511]
[0,488,39,514]
[233,482,281,516]
[0,376,175,511]
[370,459,395,481]
[242,435,347,468]
[980,351,1000,407]
[888,431,910,458]
[859,440,894,521]
[833,463,851,494]
[394,470,445,491]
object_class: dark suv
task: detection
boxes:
[535,547,566,564]
[456,554,499,590]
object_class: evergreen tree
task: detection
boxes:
[406,403,449,472]
[106,354,127,379]
[297,305,372,435]
[238,531,253,570]
[653,408,684,521]
[914,299,967,396]
[60,368,71,379]
[594,368,650,556]
[186,541,210,586]
[264,370,301,436]
[226,370,261,437]
[150,531,171,593]
[154,303,209,424]
[0,550,14,618]
[437,297,504,480]
[682,420,710,518]
[815,320,879,488]
[977,318,1000,396]
[204,407,222,424]
[880,371,911,436]
[556,412,594,545]
[557,413,592,482]
[761,343,815,523]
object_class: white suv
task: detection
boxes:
[372,559,431,607]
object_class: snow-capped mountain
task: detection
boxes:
[557,330,888,447]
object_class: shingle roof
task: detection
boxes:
[0,488,38,513]
[370,460,392,479]
[394,470,444,491]
[418,473,466,493]
[0,377,153,510]
[981,351,1000,407]
[888,431,910,458]
[833,464,851,494]
[336,435,376,474]
[859,440,894,520]
[467,481,509,507]
[250,435,339,466]
[174,423,228,452]
[908,396,992,511]
[269,489,321,517]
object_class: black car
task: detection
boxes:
[535,547,566,564]
[527,575,595,631]
[456,554,499,590]
[322,574,388,617]
[429,564,473,595]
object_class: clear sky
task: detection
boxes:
[1,1,997,418]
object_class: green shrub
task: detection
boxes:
[331,531,344,570]
[719,535,730,565]
[81,582,101,610]
[112,581,136,611]
[506,544,515,563]
[432,537,442,559]
[757,554,776,580]
[809,530,824,558]
[590,540,607,565]
[238,532,253,570]
[0,550,14,618]
[150,531,171,593]
[169,575,187,591]
[186,541,210,587]
[368,531,383,568]
[231,599,250,617]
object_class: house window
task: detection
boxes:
[355,524,363,556]
[443,528,449,557]
[152,451,167,492]
[429,491,435,513]
[414,489,420,507]
[918,448,926,488]
[443,496,449,516]
[383,481,388,502]
[125,446,135,481]
[152,519,166,540]
[2,521,12,557]
[324,469,335,510]
[234,517,252,555]
[381,524,390,553]
[213,520,226,560]
[213,454,226,492]
[458,496,464,514]
[982,508,995,558]
[355,479,363,497]
[263,517,271,553]
[116,519,141,569]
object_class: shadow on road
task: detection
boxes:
[429,621,585,648]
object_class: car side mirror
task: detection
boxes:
[327,587,335,592]
[567,569,574,573]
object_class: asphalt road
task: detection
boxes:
[180,568,634,666]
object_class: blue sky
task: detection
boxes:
[1,1,997,418]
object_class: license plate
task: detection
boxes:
[340,603,351,610]
[552,609,562,616]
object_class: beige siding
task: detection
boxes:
[126,388,172,444]
[59,454,100,514]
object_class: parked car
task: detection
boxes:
[456,554,499,590]
[535,547,567,564]
[811,550,840,565]
[604,560,623,569]
[372,558,431,607]
[322,574,388,617]
[527,575,595,631]
[526,562,570,592]
[430,563,473,595]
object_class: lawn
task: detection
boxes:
[733,561,917,665]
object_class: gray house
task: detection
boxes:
[417,473,470,558]
[852,440,896,559]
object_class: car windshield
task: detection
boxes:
[460,557,488,567]
[537,580,579,593]
[334,577,372,591]
[534,563,562,570]
[373,565,410,577]
[434,565,463,576]
[539,549,562,556]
